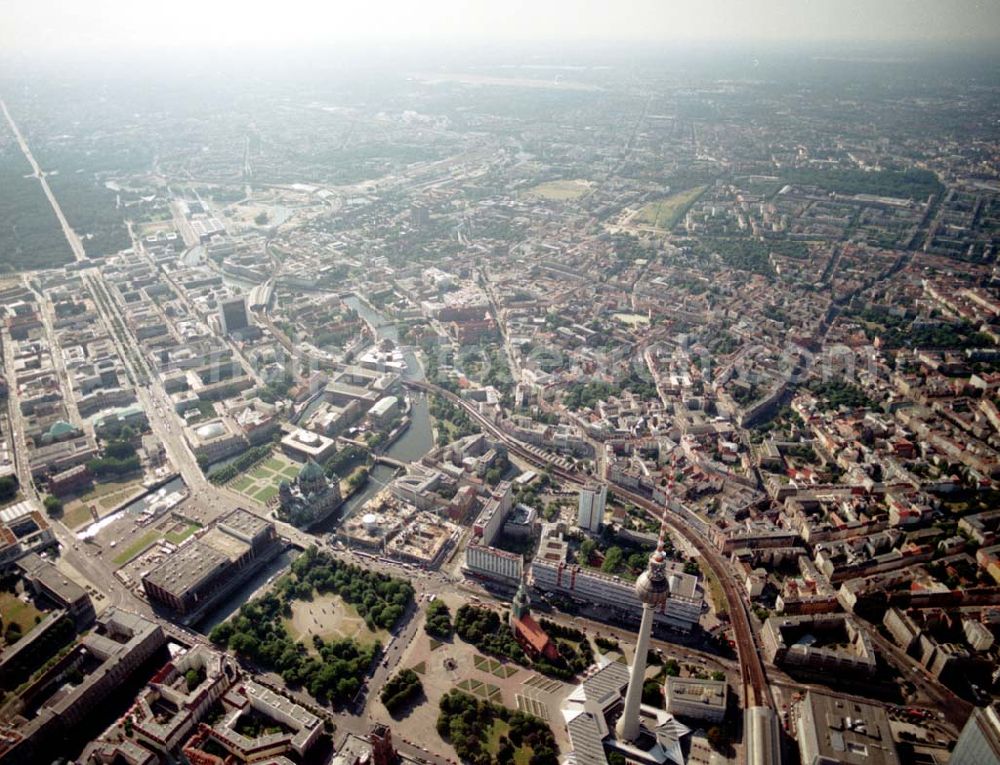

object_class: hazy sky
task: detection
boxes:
[3,0,999,56]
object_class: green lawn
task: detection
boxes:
[113,530,161,566]
[525,179,590,201]
[63,478,143,521]
[484,720,535,765]
[255,485,279,503]
[636,185,707,229]
[231,453,299,507]
[62,504,95,530]
[0,591,44,643]
[231,475,254,492]
[165,524,200,545]
[486,719,510,753]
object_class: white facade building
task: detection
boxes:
[473,481,513,547]
[531,533,702,632]
[464,543,523,585]
[577,484,607,533]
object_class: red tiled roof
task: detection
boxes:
[514,614,554,655]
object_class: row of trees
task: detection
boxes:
[437,690,558,765]
[207,444,273,484]
[380,668,422,713]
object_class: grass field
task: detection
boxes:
[525,179,591,201]
[635,185,707,229]
[62,504,95,530]
[0,591,44,644]
[283,592,388,649]
[63,478,144,524]
[230,452,301,506]
[113,529,161,567]
[457,678,503,704]
[231,475,254,492]
[165,523,200,545]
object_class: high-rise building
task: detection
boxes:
[410,203,430,227]
[952,705,1000,765]
[219,295,249,335]
[577,483,607,532]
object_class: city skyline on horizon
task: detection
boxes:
[2,0,1000,60]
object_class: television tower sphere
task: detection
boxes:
[635,549,670,606]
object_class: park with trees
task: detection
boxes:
[209,546,413,704]
[437,689,558,765]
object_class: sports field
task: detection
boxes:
[525,179,591,201]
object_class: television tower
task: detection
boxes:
[615,464,676,742]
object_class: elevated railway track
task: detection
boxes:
[403,378,772,709]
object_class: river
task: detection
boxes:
[310,295,434,531]
[196,293,435,627]
[196,546,300,634]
